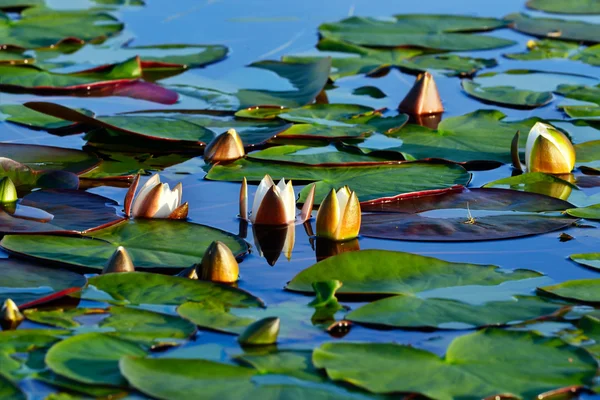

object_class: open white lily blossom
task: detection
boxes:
[240,175,315,225]
[512,122,576,174]
[125,174,188,220]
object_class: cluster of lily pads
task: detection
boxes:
[1,0,600,399]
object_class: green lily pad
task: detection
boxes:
[313,329,596,398]
[207,159,471,205]
[24,308,101,329]
[0,156,79,193]
[0,9,123,49]
[569,253,600,270]
[572,44,600,66]
[361,187,576,242]
[505,13,600,44]
[526,0,600,14]
[504,39,580,61]
[0,258,86,305]
[79,151,193,180]
[83,272,263,308]
[556,84,600,105]
[566,203,600,219]
[172,58,331,110]
[319,16,514,51]
[0,0,43,11]
[0,375,24,400]
[561,105,600,120]
[236,350,325,383]
[0,329,68,377]
[461,80,553,109]
[0,220,249,271]
[248,144,402,165]
[538,279,600,303]
[0,143,100,175]
[177,301,257,335]
[347,295,565,329]
[574,140,600,169]
[286,249,541,296]
[45,332,147,386]
[34,371,126,399]
[0,104,94,131]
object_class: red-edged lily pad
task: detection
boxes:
[361,187,577,241]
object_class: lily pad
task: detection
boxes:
[45,332,147,386]
[286,249,541,296]
[177,301,257,335]
[0,156,79,192]
[0,329,68,377]
[574,140,600,169]
[24,308,102,329]
[556,84,600,105]
[526,0,600,14]
[566,203,600,219]
[360,187,576,242]
[561,105,600,120]
[569,253,600,270]
[504,39,581,61]
[538,279,600,303]
[572,44,600,66]
[319,16,514,51]
[0,220,249,271]
[312,329,596,398]
[0,258,86,305]
[505,13,600,44]
[461,80,553,109]
[0,143,100,175]
[248,144,403,165]
[207,159,471,205]
[347,295,565,329]
[483,172,578,202]
[0,104,94,131]
[0,375,24,400]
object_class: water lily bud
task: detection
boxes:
[237,317,280,346]
[250,175,296,225]
[204,129,245,163]
[0,177,17,205]
[129,174,185,219]
[102,246,135,274]
[525,122,575,174]
[177,265,198,279]
[399,71,444,115]
[1,299,23,330]
[196,241,239,283]
[316,186,361,241]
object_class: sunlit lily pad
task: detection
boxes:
[319,16,514,51]
[461,80,553,109]
[236,350,325,383]
[0,220,249,271]
[504,39,580,61]
[347,295,565,329]
[574,140,600,170]
[313,329,596,398]
[538,279,600,303]
[0,104,94,131]
[526,0,600,14]
[0,143,99,175]
[505,13,600,43]
[566,203,600,220]
[361,187,576,242]
[572,44,600,66]
[286,249,541,296]
[556,84,600,105]
[207,159,471,205]
[248,144,403,165]
[0,258,86,306]
[569,253,600,270]
[46,332,147,386]
[1,157,79,193]
[483,172,578,202]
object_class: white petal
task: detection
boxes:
[336,187,351,222]
[525,122,546,170]
[152,183,176,218]
[131,174,161,216]
[281,180,296,222]
[251,175,275,223]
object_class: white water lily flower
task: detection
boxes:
[129,174,187,219]
[513,122,576,174]
[249,175,296,225]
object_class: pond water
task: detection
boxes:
[2,0,600,398]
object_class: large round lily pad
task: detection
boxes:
[505,13,600,44]
[0,220,249,271]
[286,249,541,296]
[538,279,600,303]
[0,329,69,377]
[0,258,86,305]
[569,253,600,270]
[360,187,577,242]
[312,329,597,398]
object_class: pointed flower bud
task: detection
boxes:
[204,128,245,163]
[1,299,23,330]
[237,316,280,346]
[524,122,575,174]
[0,177,17,205]
[128,174,187,219]
[249,175,296,225]
[102,246,135,274]
[316,186,361,241]
[399,71,444,115]
[196,241,239,283]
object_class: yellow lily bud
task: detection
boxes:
[196,241,239,283]
[250,175,296,225]
[0,177,17,205]
[316,187,361,241]
[102,246,135,274]
[1,299,23,330]
[237,316,280,346]
[525,122,575,174]
[128,174,187,219]
[398,71,444,115]
[204,129,245,163]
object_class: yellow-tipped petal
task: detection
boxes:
[238,316,280,346]
[197,241,239,283]
[335,191,361,241]
[102,246,135,274]
[299,183,316,223]
[526,122,575,174]
[254,186,289,225]
[0,177,17,205]
[316,189,341,240]
[204,128,245,163]
[240,177,248,220]
[1,299,23,330]
[283,223,295,261]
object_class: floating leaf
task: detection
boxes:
[0,104,94,131]
[236,350,325,383]
[539,279,600,303]
[505,13,600,44]
[313,329,596,398]
[207,159,470,205]
[0,329,68,377]
[45,333,147,386]
[569,253,600,270]
[0,375,24,400]
[526,0,600,14]
[483,172,577,202]
[572,44,600,66]
[248,144,402,165]
[347,295,565,329]
[561,105,600,120]
[361,187,576,242]
[0,143,100,175]
[177,301,257,334]
[461,80,553,109]
[286,249,541,296]
[0,258,86,305]
[556,84,600,105]
[504,39,580,61]
[1,220,249,271]
[566,203,600,219]
[24,308,100,329]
